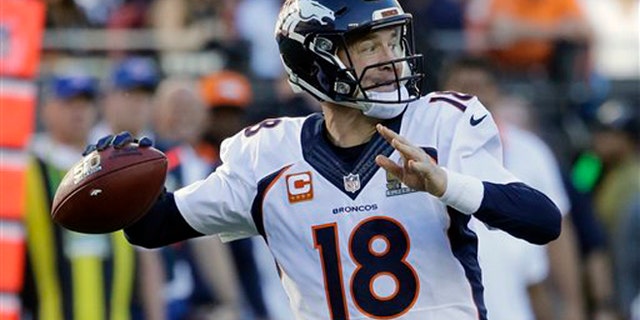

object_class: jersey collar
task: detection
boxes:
[300,112,403,200]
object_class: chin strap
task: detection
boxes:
[360,86,411,119]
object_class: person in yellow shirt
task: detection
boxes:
[21,74,162,320]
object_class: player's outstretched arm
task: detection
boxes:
[375,124,561,245]
[124,190,204,248]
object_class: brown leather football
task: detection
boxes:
[51,144,167,234]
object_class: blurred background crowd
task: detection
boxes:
[0,0,638,319]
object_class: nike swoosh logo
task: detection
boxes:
[470,114,488,126]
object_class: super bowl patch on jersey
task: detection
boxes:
[385,171,417,197]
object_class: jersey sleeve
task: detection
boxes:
[441,98,561,244]
[444,97,519,184]
[174,131,259,241]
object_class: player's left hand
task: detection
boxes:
[375,124,447,197]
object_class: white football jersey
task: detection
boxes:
[174,91,518,320]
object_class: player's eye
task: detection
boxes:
[389,35,403,53]
[389,43,398,53]
[356,40,377,55]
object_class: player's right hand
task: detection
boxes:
[375,124,448,197]
[82,131,153,156]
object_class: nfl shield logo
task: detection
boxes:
[343,173,361,193]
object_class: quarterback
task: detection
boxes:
[103,0,562,319]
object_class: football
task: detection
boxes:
[51,144,168,234]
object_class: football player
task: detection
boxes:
[91,0,562,319]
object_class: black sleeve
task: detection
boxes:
[474,182,562,245]
[124,191,204,248]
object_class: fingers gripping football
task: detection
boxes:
[375,124,447,197]
[83,131,154,156]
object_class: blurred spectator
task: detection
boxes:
[570,0,639,124]
[490,95,537,132]
[404,0,468,92]
[71,0,121,27]
[591,100,640,232]
[150,0,236,51]
[234,0,282,80]
[492,80,618,320]
[88,57,166,320]
[153,77,243,320]
[45,0,92,28]
[250,74,319,123]
[465,0,592,82]
[590,100,640,318]
[199,70,278,320]
[405,0,466,31]
[579,0,639,81]
[107,0,154,29]
[613,197,640,320]
[233,0,284,120]
[440,56,589,320]
[562,172,618,319]
[154,77,207,149]
[634,294,640,320]
[199,70,252,159]
[21,74,155,320]
[90,56,159,142]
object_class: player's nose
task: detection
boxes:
[376,47,401,74]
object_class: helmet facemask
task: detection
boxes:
[308,20,423,118]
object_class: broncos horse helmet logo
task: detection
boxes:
[278,0,335,42]
[297,0,335,24]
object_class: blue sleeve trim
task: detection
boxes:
[124,191,203,248]
[250,165,292,241]
[474,182,561,245]
[446,208,487,319]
